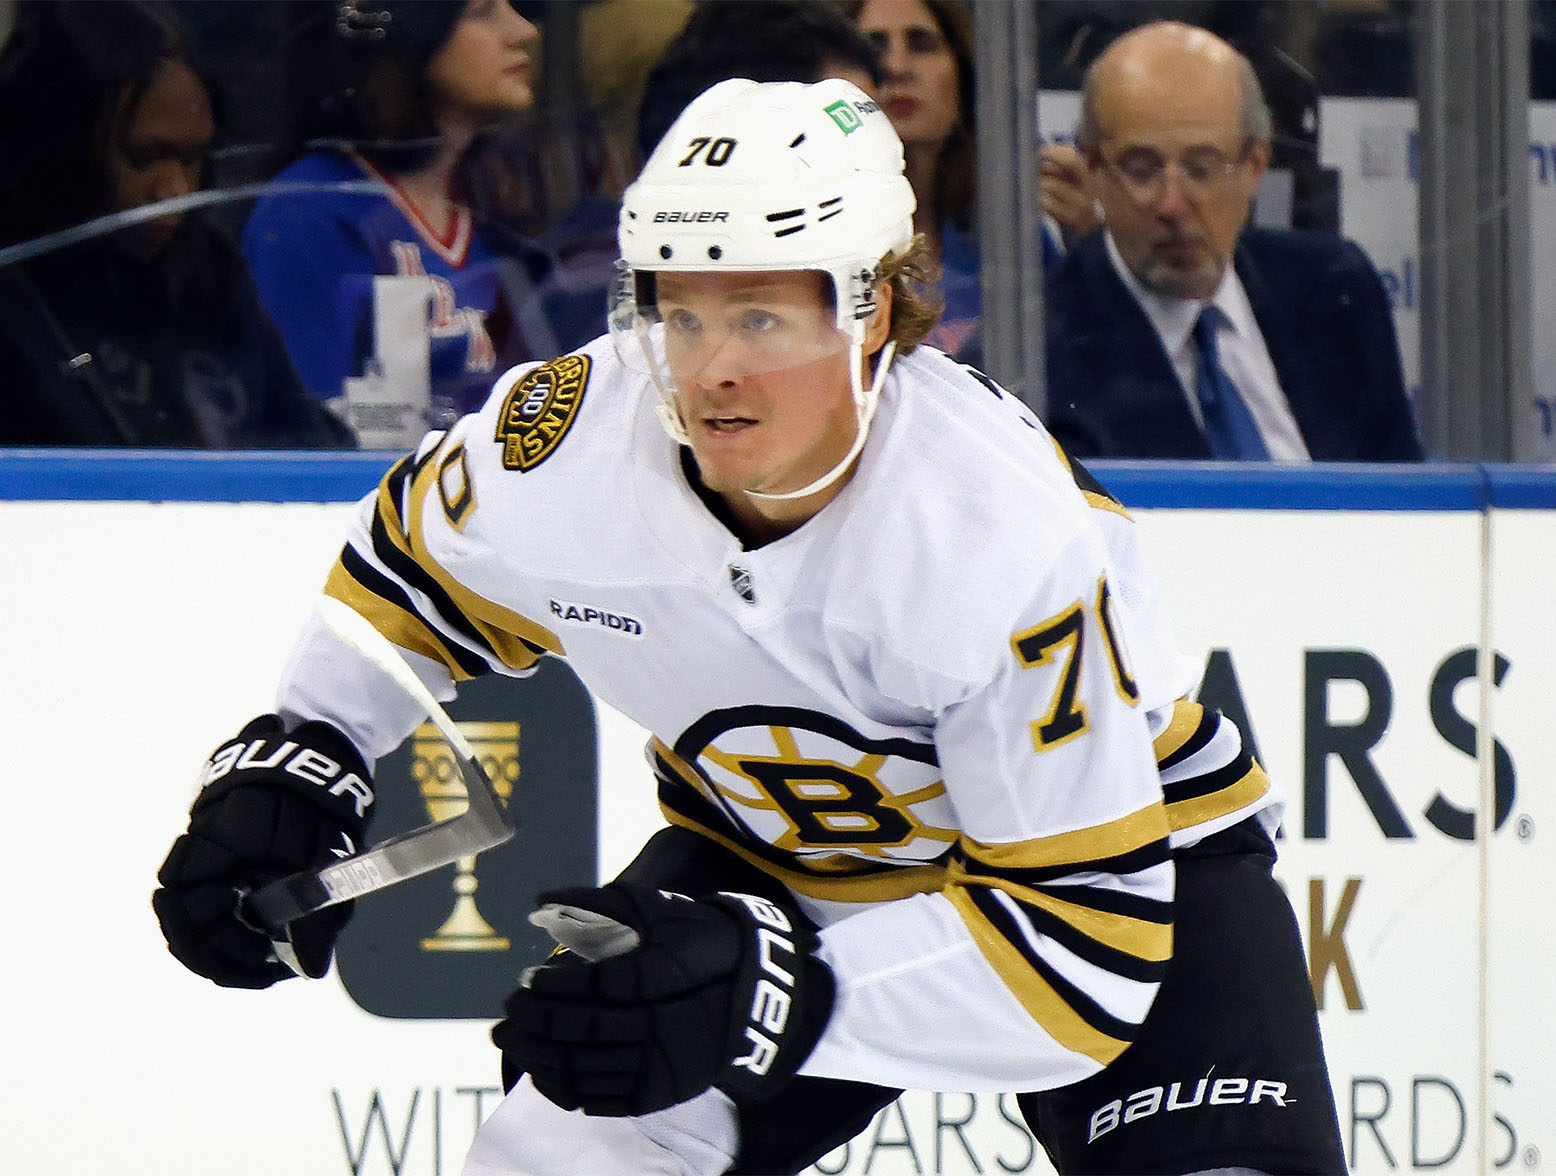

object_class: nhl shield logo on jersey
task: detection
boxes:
[495,354,590,471]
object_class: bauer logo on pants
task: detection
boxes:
[1088,1076,1291,1143]
[335,660,599,1020]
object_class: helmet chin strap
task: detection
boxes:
[744,328,895,503]
[647,322,896,503]
[645,318,694,446]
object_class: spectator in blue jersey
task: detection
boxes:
[0,0,352,449]
[507,0,892,355]
[242,0,596,449]
[845,0,1098,368]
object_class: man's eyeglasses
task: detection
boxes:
[1097,141,1253,205]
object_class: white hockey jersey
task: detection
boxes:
[276,337,1277,1094]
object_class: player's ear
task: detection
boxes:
[863,281,894,358]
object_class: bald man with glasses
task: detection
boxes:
[1042,22,1423,463]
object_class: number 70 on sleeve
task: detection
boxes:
[1011,575,1141,752]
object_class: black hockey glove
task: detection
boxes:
[492,882,835,1116]
[152,714,374,989]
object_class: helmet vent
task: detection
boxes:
[817,196,843,223]
[766,207,806,239]
[790,134,806,148]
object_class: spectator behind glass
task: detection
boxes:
[635,0,886,161]
[241,0,596,450]
[1042,21,1423,462]
[846,0,1094,367]
[472,0,890,358]
[0,0,352,449]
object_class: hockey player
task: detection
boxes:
[153,79,1344,1175]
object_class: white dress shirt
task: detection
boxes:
[1103,232,1310,460]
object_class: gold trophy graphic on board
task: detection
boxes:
[412,720,520,951]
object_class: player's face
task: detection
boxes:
[1088,63,1267,300]
[856,0,960,152]
[655,270,860,506]
[426,0,539,120]
[107,59,213,260]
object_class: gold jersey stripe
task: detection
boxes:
[1083,488,1132,519]
[323,565,484,681]
[946,862,1172,961]
[372,443,566,668]
[1048,437,1134,521]
[961,800,1170,872]
[1166,760,1272,832]
[658,804,948,903]
[945,886,1131,1066]
[1152,698,1207,763]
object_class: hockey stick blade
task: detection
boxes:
[239,597,516,934]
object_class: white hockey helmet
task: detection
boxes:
[616,76,916,331]
[613,78,916,500]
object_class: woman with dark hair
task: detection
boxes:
[241,0,592,447]
[845,0,986,362]
[846,0,1097,365]
[634,0,888,161]
[0,0,352,448]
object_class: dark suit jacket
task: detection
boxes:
[1042,227,1424,460]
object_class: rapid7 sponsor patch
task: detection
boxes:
[549,598,644,637]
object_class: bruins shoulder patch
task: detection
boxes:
[495,354,590,471]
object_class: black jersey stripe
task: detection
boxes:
[367,509,506,660]
[1156,703,1219,771]
[382,453,415,524]
[954,867,1173,926]
[366,503,549,667]
[652,745,756,845]
[993,889,1170,984]
[1064,453,1122,509]
[953,886,1144,1055]
[1163,745,1256,806]
[336,545,492,679]
[379,444,565,668]
[1046,439,1133,520]
[375,447,439,544]
[957,837,1172,888]
[324,563,484,680]
[1025,944,1145,1044]
[952,862,1172,963]
[1165,760,1271,833]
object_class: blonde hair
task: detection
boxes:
[877,235,945,358]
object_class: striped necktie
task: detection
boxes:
[1192,305,1269,460]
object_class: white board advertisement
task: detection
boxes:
[0,497,1549,1175]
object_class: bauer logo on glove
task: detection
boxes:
[491,881,835,1116]
[722,891,801,1079]
[201,732,374,818]
[152,714,375,989]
